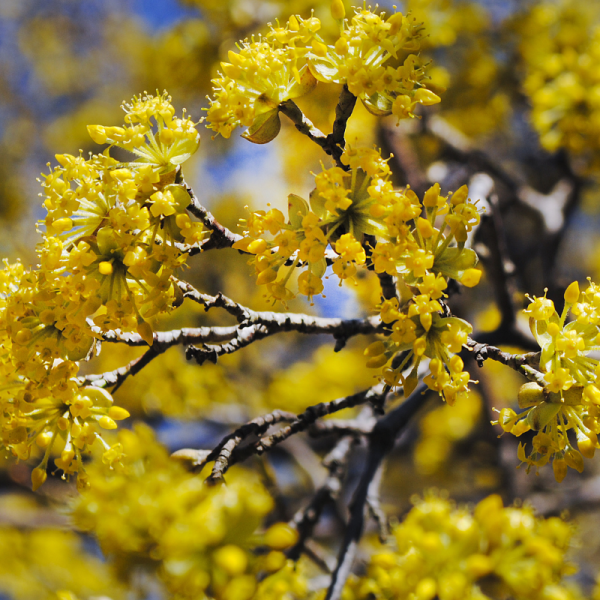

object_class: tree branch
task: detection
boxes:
[80,347,160,392]
[287,435,356,562]
[467,337,540,379]
[204,385,387,484]
[325,383,428,600]
[184,183,243,251]
[279,86,356,170]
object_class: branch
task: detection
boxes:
[379,121,429,197]
[176,280,252,322]
[287,435,356,562]
[279,86,356,170]
[424,114,520,196]
[279,100,332,157]
[80,347,159,392]
[325,383,428,600]
[202,410,297,484]
[205,385,387,484]
[366,462,388,543]
[186,324,265,366]
[478,191,519,329]
[99,324,240,349]
[467,337,540,380]
[177,279,382,348]
[184,183,243,251]
[328,85,357,162]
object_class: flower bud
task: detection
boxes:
[518,382,544,408]
[108,406,131,421]
[461,268,482,288]
[98,416,118,430]
[331,0,345,20]
[214,545,248,576]
[98,261,113,276]
[564,281,580,305]
[31,466,48,491]
[264,523,298,550]
[553,458,567,482]
[526,402,561,431]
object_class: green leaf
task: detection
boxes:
[433,247,478,280]
[309,188,327,218]
[63,335,94,361]
[308,60,341,83]
[242,108,281,144]
[288,194,309,229]
[96,227,119,255]
[311,257,327,278]
[165,184,190,211]
[362,94,393,116]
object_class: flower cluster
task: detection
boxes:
[235,145,481,399]
[72,424,302,600]
[0,523,125,600]
[496,280,600,481]
[234,147,392,302]
[364,181,482,402]
[344,492,578,600]
[206,5,441,141]
[516,1,600,170]
[308,6,441,120]
[0,92,204,490]
[205,14,320,141]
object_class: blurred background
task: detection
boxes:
[3,0,600,598]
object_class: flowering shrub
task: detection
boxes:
[2,1,600,599]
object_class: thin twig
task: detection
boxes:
[176,280,252,322]
[366,462,388,543]
[204,410,297,484]
[279,86,356,170]
[467,337,540,378]
[287,435,356,562]
[99,324,240,348]
[328,85,357,165]
[184,183,243,251]
[325,384,428,600]
[479,192,519,329]
[80,347,159,392]
[424,114,520,196]
[279,100,332,158]
[206,385,387,483]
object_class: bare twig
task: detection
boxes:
[279,100,332,157]
[184,184,243,251]
[80,347,160,392]
[328,85,357,163]
[376,272,398,302]
[479,191,519,329]
[424,115,520,196]
[366,462,388,543]
[325,384,428,600]
[176,280,252,322]
[467,337,540,379]
[203,410,296,484]
[205,385,387,483]
[379,122,429,196]
[279,86,356,170]
[287,435,356,562]
[99,324,240,349]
